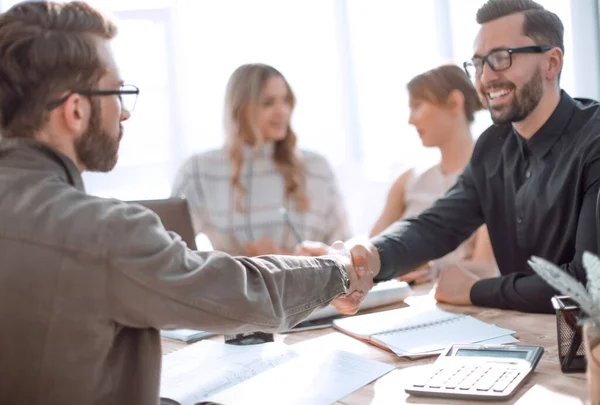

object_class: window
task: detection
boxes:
[82,8,176,200]
[0,0,591,234]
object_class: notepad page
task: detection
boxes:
[373,315,515,355]
[160,341,298,405]
[333,306,461,338]
[206,349,395,405]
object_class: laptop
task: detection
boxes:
[130,198,197,250]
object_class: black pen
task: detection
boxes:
[279,207,303,244]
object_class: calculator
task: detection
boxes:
[405,344,544,400]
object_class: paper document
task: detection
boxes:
[160,341,297,405]
[160,340,394,405]
[207,349,395,405]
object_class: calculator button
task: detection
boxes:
[492,372,520,392]
[458,367,491,390]
[474,370,506,392]
[445,368,474,389]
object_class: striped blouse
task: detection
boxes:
[171,142,351,255]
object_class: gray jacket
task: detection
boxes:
[0,139,348,405]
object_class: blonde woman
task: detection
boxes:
[172,63,350,256]
[370,64,497,284]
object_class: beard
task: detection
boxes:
[74,100,121,172]
[485,67,544,125]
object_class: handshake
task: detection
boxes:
[294,240,382,316]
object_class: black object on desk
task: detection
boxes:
[551,295,587,372]
[224,332,274,346]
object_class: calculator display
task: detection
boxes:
[455,349,528,359]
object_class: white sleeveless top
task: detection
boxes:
[402,164,476,264]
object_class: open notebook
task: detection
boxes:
[159,341,394,405]
[288,279,412,331]
[333,306,518,357]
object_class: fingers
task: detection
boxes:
[349,244,369,278]
[331,293,363,315]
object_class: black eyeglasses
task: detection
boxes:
[46,84,140,112]
[463,46,553,79]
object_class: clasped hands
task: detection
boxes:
[295,240,381,315]
[295,241,481,308]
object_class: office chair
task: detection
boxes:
[129,198,197,250]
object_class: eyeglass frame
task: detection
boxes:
[463,45,553,79]
[45,84,140,112]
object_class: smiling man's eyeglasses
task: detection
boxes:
[46,84,140,112]
[463,45,553,79]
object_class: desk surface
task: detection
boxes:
[161,284,588,404]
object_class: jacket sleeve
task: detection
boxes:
[103,202,349,334]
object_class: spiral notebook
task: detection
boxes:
[333,306,517,357]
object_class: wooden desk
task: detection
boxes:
[161,284,588,404]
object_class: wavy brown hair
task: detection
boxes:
[0,1,116,139]
[224,63,308,212]
[407,64,484,123]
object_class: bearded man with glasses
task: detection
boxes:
[0,2,371,404]
[302,0,600,316]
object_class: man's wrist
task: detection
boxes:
[338,262,351,295]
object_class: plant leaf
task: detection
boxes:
[528,256,596,316]
[583,251,600,306]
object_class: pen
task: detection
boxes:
[279,207,303,244]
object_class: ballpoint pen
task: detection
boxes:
[279,207,303,244]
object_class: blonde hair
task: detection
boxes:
[224,63,309,212]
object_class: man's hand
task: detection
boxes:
[434,264,479,305]
[398,262,434,285]
[244,237,283,256]
[330,240,381,314]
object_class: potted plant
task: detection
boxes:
[529,252,600,404]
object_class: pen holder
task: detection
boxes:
[551,295,587,373]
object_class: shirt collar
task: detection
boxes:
[513,90,576,158]
[0,138,85,192]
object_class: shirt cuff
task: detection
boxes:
[371,238,394,282]
[470,277,500,307]
[327,256,350,296]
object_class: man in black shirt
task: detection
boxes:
[326,0,600,314]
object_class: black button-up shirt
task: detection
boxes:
[372,91,600,313]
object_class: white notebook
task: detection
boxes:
[288,279,412,331]
[160,329,215,343]
[333,306,517,357]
